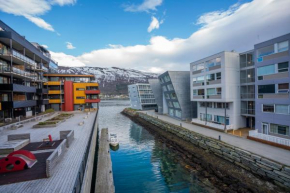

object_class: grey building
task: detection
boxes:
[128,83,157,110]
[254,33,290,139]
[158,71,197,121]
[148,79,163,113]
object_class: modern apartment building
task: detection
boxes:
[240,50,256,128]
[190,51,243,130]
[44,74,100,111]
[158,71,195,121]
[254,33,290,139]
[0,20,57,120]
[128,83,157,110]
[148,79,163,113]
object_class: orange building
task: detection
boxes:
[43,74,100,111]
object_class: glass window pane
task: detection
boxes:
[263,104,274,112]
[275,104,289,114]
[207,88,215,95]
[258,84,275,94]
[257,64,275,76]
[278,41,289,52]
[278,62,289,72]
[216,72,221,79]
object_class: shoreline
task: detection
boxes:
[121,109,289,193]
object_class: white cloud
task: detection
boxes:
[147,16,163,32]
[52,0,290,73]
[66,42,76,49]
[42,45,49,48]
[124,0,163,12]
[0,0,76,31]
[50,51,85,67]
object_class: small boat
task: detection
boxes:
[109,133,119,147]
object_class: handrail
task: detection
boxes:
[249,130,290,146]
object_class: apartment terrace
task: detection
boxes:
[0,110,98,192]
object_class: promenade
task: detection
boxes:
[144,110,290,166]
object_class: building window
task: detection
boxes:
[167,84,174,91]
[170,93,177,99]
[214,115,229,125]
[257,45,275,60]
[257,64,275,76]
[216,72,221,80]
[275,104,289,114]
[277,41,289,52]
[262,104,274,113]
[169,108,174,116]
[278,62,289,73]
[164,75,171,82]
[76,88,85,91]
[278,83,289,93]
[175,110,181,118]
[76,97,85,99]
[193,76,204,83]
[173,102,180,108]
[270,124,289,136]
[206,74,215,81]
[216,58,221,66]
[159,78,164,83]
[168,101,173,107]
[165,93,170,99]
[207,88,216,95]
[258,84,275,94]
[162,86,167,92]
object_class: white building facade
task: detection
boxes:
[190,51,244,130]
[128,83,157,110]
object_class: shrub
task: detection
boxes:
[45,108,54,113]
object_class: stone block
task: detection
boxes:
[273,170,290,180]
[230,151,240,158]
[234,161,250,171]
[251,154,262,161]
[221,146,231,153]
[260,158,283,170]
[256,163,273,171]
[205,141,221,149]
[256,169,266,177]
[235,148,252,157]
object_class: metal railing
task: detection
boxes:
[0,65,38,80]
[240,77,255,84]
[72,110,99,193]
[240,61,255,68]
[192,118,233,130]
[249,130,290,146]
[240,93,255,99]
[241,108,255,115]
[12,49,37,67]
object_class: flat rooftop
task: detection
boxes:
[0,111,97,192]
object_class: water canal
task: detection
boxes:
[98,100,215,193]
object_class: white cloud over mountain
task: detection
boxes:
[124,0,163,12]
[0,0,76,31]
[50,0,290,73]
[66,42,76,49]
[147,16,163,33]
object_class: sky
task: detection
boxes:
[0,0,290,73]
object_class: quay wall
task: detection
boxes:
[122,109,290,189]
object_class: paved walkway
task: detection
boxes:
[143,110,290,166]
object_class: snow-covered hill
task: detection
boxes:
[57,66,158,95]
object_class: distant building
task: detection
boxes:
[128,83,157,110]
[254,33,290,139]
[148,79,163,113]
[44,74,100,111]
[190,51,242,130]
[158,71,196,121]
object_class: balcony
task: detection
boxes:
[207,79,221,85]
[240,61,254,69]
[259,51,289,62]
[0,100,36,110]
[49,99,62,103]
[85,90,100,94]
[241,108,255,116]
[44,81,62,86]
[240,93,255,99]
[192,82,203,87]
[208,65,221,71]
[258,93,289,99]
[36,88,48,94]
[0,47,37,67]
[0,66,38,80]
[48,90,63,94]
[207,94,222,99]
[0,83,36,93]
[85,98,101,103]
[192,95,204,99]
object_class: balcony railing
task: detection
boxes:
[241,108,255,115]
[191,118,233,131]
[249,130,290,147]
[0,66,38,80]
[240,77,255,84]
[240,61,255,68]
[240,93,255,99]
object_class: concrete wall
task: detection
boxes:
[128,84,142,110]
[254,33,290,139]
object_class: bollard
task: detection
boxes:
[218,135,221,141]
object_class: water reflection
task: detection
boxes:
[99,100,211,193]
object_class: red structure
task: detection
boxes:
[64,81,74,111]
[0,150,37,173]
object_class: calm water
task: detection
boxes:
[98,100,211,193]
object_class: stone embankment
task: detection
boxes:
[122,108,290,191]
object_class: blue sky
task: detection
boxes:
[0,0,247,55]
[0,0,290,73]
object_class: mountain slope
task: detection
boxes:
[57,66,158,95]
